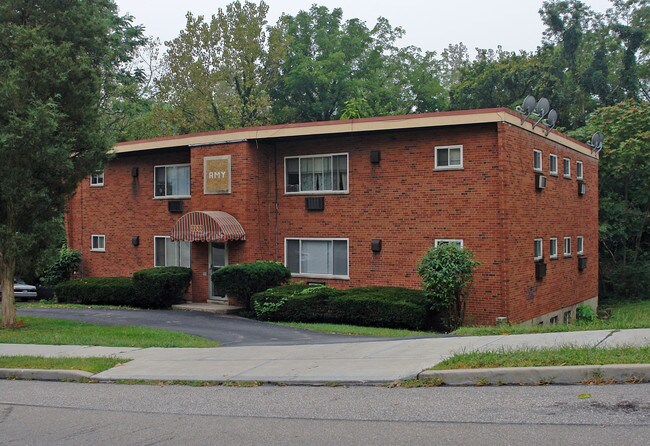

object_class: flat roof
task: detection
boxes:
[114,108,597,159]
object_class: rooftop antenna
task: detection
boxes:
[544,109,558,136]
[516,95,537,124]
[532,98,550,129]
[587,132,604,154]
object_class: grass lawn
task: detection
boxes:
[274,322,437,337]
[429,346,650,370]
[0,316,219,348]
[453,300,650,336]
[0,355,126,374]
[17,301,136,310]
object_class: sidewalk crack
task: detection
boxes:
[595,329,619,347]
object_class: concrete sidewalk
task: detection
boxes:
[1,329,649,384]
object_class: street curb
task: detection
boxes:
[417,364,650,386]
[0,368,94,381]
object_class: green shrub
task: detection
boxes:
[576,304,597,322]
[42,246,81,287]
[252,284,431,330]
[132,267,192,309]
[54,277,136,306]
[418,243,480,331]
[212,261,291,309]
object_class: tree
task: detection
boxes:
[157,1,276,133]
[0,0,143,327]
[418,243,479,331]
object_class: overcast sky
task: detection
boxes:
[114,0,613,55]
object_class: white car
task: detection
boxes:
[0,278,38,301]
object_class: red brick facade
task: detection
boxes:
[65,109,598,325]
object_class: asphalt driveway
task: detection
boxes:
[16,307,401,346]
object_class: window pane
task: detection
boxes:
[550,239,557,256]
[321,156,332,190]
[154,238,166,266]
[211,243,226,268]
[534,151,541,169]
[300,158,314,191]
[335,155,348,191]
[165,238,179,266]
[154,167,166,196]
[301,240,331,274]
[167,165,190,196]
[437,149,449,167]
[333,240,348,276]
[286,158,299,192]
[449,148,461,166]
[286,240,300,273]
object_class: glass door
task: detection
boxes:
[209,242,227,301]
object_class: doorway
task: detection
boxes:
[209,242,227,301]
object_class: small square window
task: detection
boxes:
[563,158,571,178]
[549,238,558,259]
[435,239,464,248]
[549,154,558,176]
[534,238,543,261]
[90,170,104,187]
[564,237,572,257]
[435,145,463,170]
[577,236,584,255]
[533,150,542,172]
[91,235,105,252]
[576,161,583,180]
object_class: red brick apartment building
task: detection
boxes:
[65,108,598,325]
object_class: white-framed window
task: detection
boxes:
[576,160,583,180]
[564,237,572,257]
[534,238,543,261]
[285,238,348,278]
[154,236,191,267]
[435,145,463,170]
[563,158,571,178]
[91,235,105,252]
[549,154,558,176]
[435,239,464,248]
[154,164,190,198]
[549,237,558,259]
[285,153,348,194]
[533,149,542,172]
[577,236,584,255]
[90,170,104,187]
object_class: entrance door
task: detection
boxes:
[209,242,227,301]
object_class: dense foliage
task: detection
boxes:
[132,267,192,308]
[211,261,291,308]
[41,246,82,287]
[252,284,432,330]
[418,243,480,331]
[54,277,137,306]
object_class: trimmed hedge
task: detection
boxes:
[54,277,136,306]
[212,261,291,309]
[133,267,192,309]
[252,284,431,330]
[54,267,191,309]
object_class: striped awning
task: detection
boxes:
[170,211,246,242]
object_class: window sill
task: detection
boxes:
[153,196,191,200]
[549,172,558,177]
[285,191,349,196]
[434,166,464,171]
[291,273,350,280]
[563,175,572,179]
[577,177,584,181]
[550,256,559,260]
[90,249,105,252]
[564,254,572,258]
[89,184,104,188]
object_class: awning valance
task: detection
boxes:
[171,211,246,242]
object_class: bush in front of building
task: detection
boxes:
[54,277,137,306]
[252,284,431,330]
[211,261,291,309]
[418,243,480,331]
[132,267,192,309]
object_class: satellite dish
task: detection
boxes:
[532,98,551,129]
[544,109,558,135]
[516,95,537,124]
[589,132,604,154]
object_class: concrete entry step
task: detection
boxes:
[171,302,243,314]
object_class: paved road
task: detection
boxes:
[17,307,407,346]
[1,380,648,445]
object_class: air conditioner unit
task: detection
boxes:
[168,200,183,213]
[305,197,325,211]
[578,181,586,196]
[578,256,588,271]
[535,261,547,280]
[536,174,547,190]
